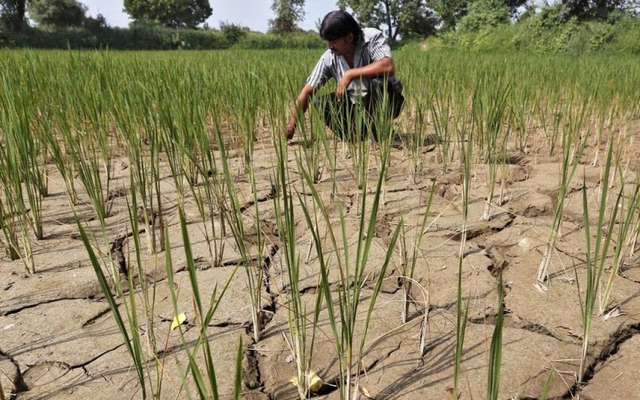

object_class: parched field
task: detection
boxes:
[1,49,640,400]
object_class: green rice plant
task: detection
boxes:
[486,273,505,400]
[37,107,79,206]
[112,80,164,254]
[0,142,33,270]
[539,90,564,157]
[3,107,46,242]
[471,71,510,221]
[185,100,229,268]
[297,117,402,399]
[164,207,243,399]
[296,92,326,184]
[508,84,535,153]
[343,101,372,192]
[409,104,427,175]
[536,94,590,291]
[0,196,21,262]
[399,182,436,324]
[78,179,242,399]
[231,70,261,170]
[452,104,473,399]
[55,104,110,226]
[308,93,340,198]
[156,66,201,191]
[214,118,265,344]
[273,136,311,399]
[579,142,621,382]
[600,155,640,314]
[125,178,162,360]
[75,220,150,397]
[74,53,115,210]
[539,366,556,400]
[0,93,35,270]
[0,69,47,247]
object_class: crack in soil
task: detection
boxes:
[363,340,403,375]
[1,297,91,317]
[468,306,566,343]
[59,343,127,372]
[243,340,262,391]
[567,322,640,398]
[81,306,113,328]
[1,348,29,396]
[239,186,276,214]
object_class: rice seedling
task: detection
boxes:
[112,77,164,254]
[0,69,44,270]
[272,133,312,399]
[297,103,402,398]
[165,208,243,398]
[231,70,261,170]
[399,182,435,325]
[452,101,473,399]
[0,140,32,269]
[471,70,510,221]
[487,273,505,400]
[600,155,640,314]
[536,93,590,291]
[75,217,151,397]
[579,140,620,382]
[429,81,455,173]
[214,116,265,344]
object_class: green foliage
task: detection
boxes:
[269,0,305,34]
[431,0,469,31]
[431,0,526,31]
[0,23,325,50]
[338,0,438,41]
[457,0,510,33]
[431,8,640,55]
[219,21,248,44]
[28,0,86,28]
[559,0,638,21]
[124,0,212,28]
[233,31,324,49]
[0,0,27,29]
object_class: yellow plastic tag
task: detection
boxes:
[289,370,324,392]
[171,313,187,330]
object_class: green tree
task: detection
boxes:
[269,0,304,34]
[559,0,638,20]
[431,0,468,31]
[0,0,28,29]
[28,0,86,28]
[432,0,526,31]
[124,0,212,28]
[219,20,248,43]
[457,0,510,32]
[337,0,438,41]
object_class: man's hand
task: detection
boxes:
[336,71,353,101]
[285,122,295,140]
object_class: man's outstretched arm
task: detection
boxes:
[286,84,315,140]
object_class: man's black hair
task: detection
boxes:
[319,10,363,43]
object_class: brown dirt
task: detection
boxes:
[2,124,640,400]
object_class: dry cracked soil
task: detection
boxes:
[2,127,640,400]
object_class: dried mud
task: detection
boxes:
[2,126,640,400]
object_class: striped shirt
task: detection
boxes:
[306,27,403,104]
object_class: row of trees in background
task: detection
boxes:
[0,0,309,33]
[1,0,639,45]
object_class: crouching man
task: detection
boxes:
[285,10,404,143]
